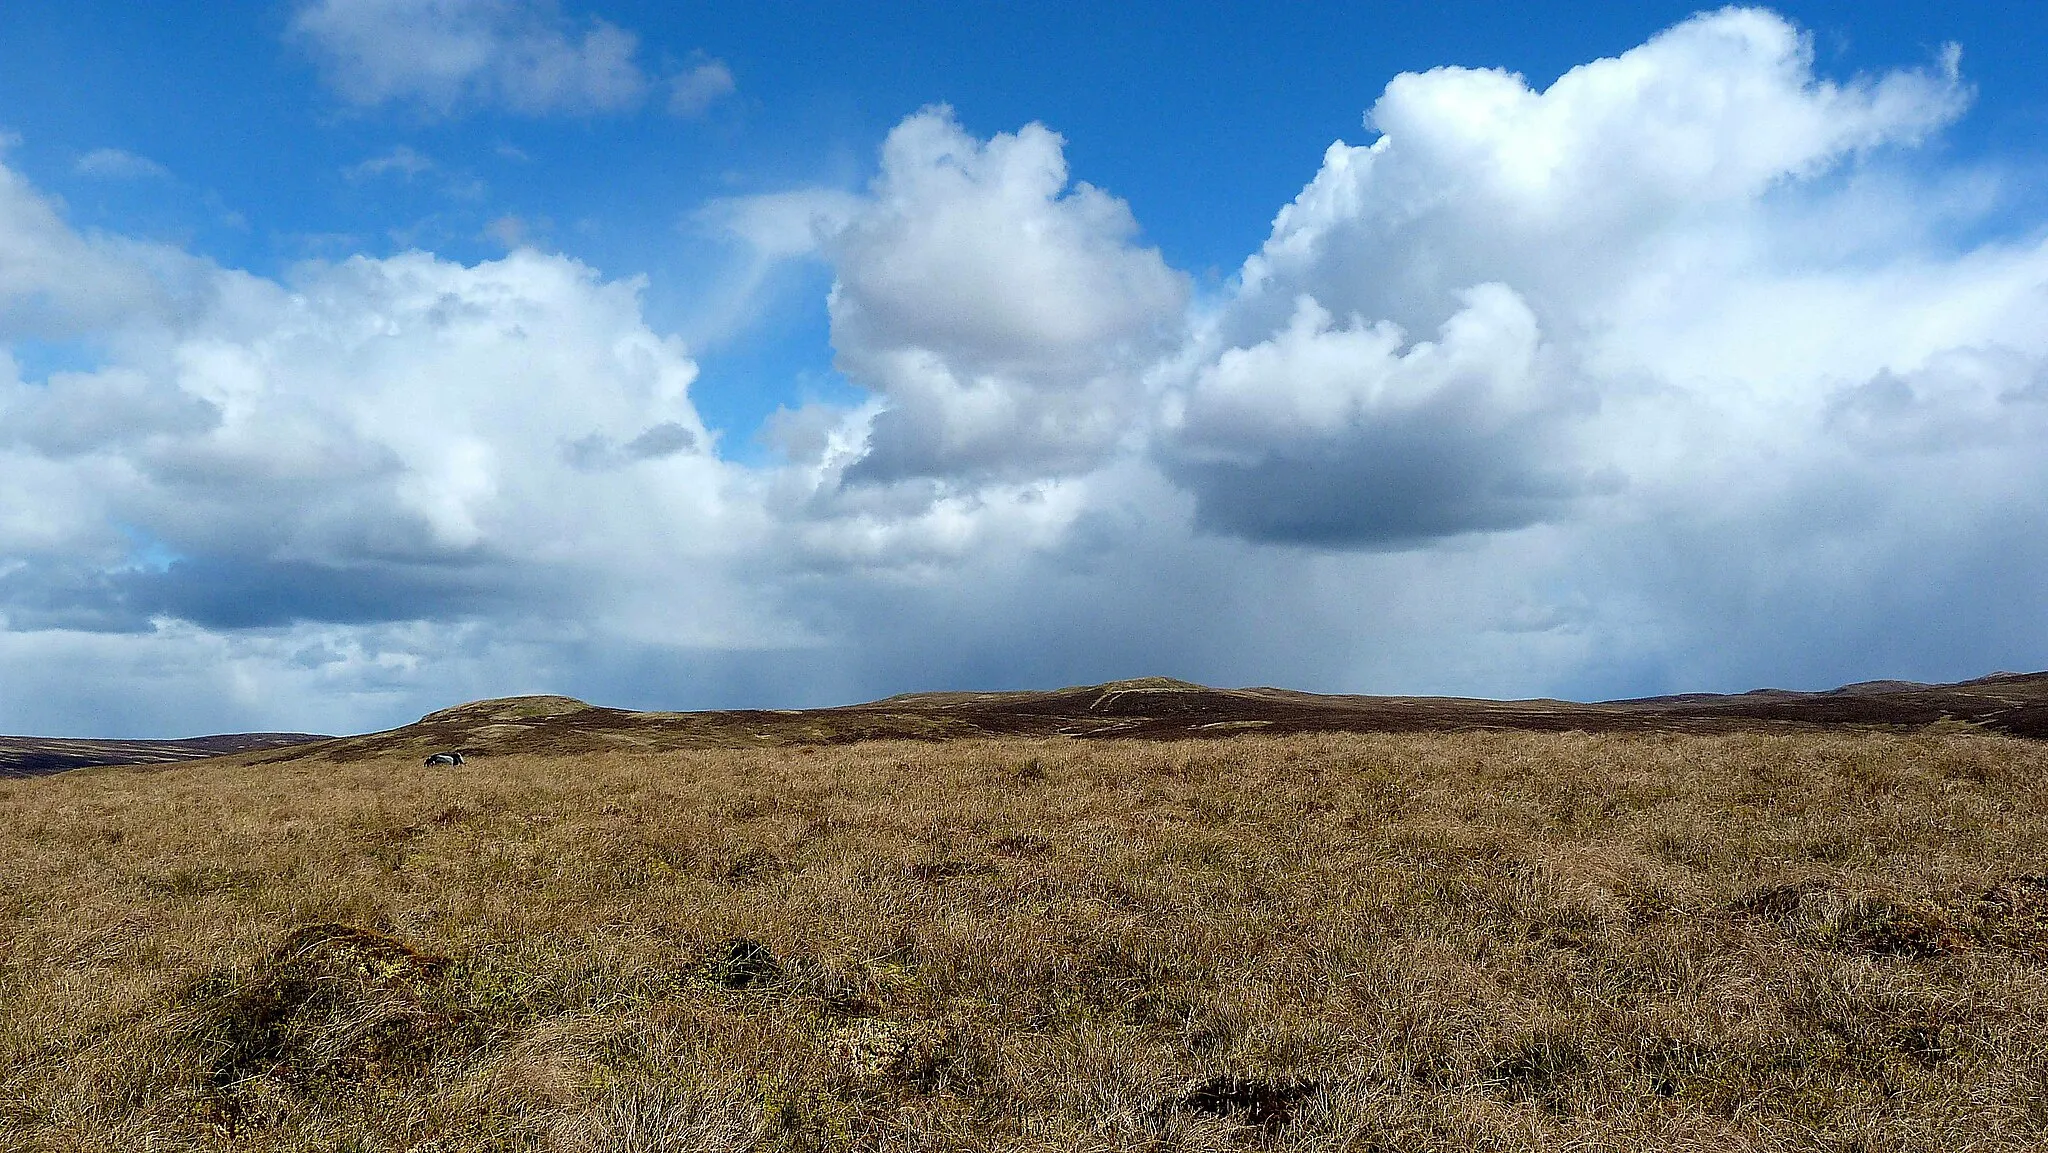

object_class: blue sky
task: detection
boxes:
[1,2,2046,735]
[8,1,2041,439]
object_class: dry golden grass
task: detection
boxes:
[5,728,2048,1151]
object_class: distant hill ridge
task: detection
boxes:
[258,670,2048,766]
[10,671,2048,778]
[0,733,330,780]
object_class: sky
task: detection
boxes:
[1,2,2045,737]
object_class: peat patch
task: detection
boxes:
[178,923,470,1134]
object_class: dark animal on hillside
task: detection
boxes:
[423,751,465,766]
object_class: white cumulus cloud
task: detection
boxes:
[823,107,1188,483]
[1226,8,1967,343]
[0,161,785,690]
[1154,6,1986,546]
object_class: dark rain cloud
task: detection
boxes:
[0,555,526,632]
[1161,401,1609,548]
[560,421,699,471]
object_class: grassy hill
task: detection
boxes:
[241,671,2048,767]
[0,732,329,780]
[5,684,2048,1149]
[17,671,2048,777]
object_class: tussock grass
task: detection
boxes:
[5,729,2048,1150]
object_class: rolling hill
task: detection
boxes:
[12,671,2048,777]
[0,732,330,780]
[275,670,2048,766]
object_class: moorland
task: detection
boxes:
[5,676,2048,1150]
[0,732,329,781]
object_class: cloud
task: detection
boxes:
[683,188,862,344]
[0,555,525,633]
[1154,6,1977,546]
[561,421,699,470]
[699,188,862,261]
[484,213,529,248]
[75,148,170,180]
[1,366,220,457]
[668,55,735,117]
[1825,346,2048,455]
[1160,286,1606,545]
[9,7,2048,738]
[0,160,200,339]
[0,178,748,649]
[823,107,1188,483]
[291,0,650,116]
[1219,9,1967,345]
[345,145,435,181]
[760,9,2047,686]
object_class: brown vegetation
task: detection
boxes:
[259,671,2048,768]
[5,723,2048,1150]
[0,733,329,780]
[18,671,2048,778]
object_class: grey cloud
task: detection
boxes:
[1,370,220,457]
[1168,423,1600,548]
[1824,348,2048,453]
[1565,450,2048,701]
[0,554,527,633]
[0,563,149,633]
[844,367,1137,486]
[126,556,522,628]
[560,421,697,470]
[624,421,696,458]
[1157,285,1607,547]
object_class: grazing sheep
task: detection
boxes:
[423,751,465,766]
